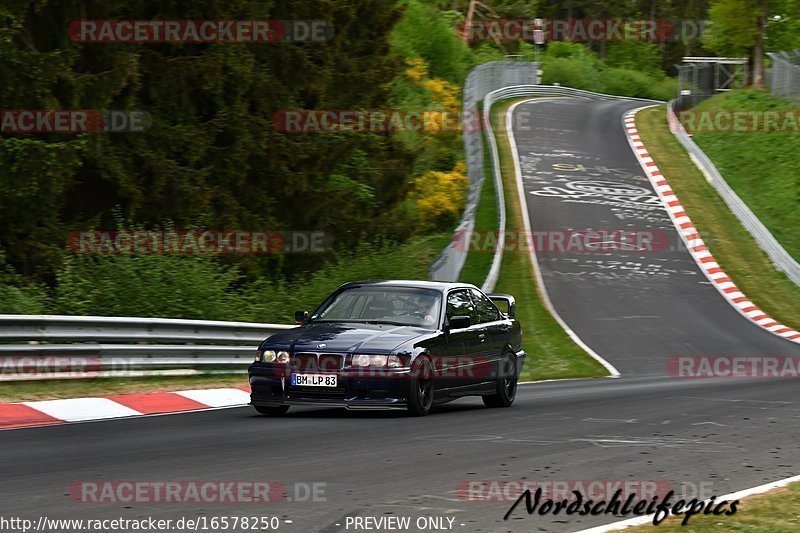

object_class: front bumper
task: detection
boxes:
[248,364,412,410]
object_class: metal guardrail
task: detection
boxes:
[478,85,662,292]
[482,85,662,106]
[0,315,293,380]
[429,61,539,283]
[666,99,800,287]
[768,50,800,103]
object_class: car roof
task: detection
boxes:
[337,280,478,293]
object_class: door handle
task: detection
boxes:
[478,334,486,342]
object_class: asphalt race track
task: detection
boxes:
[3,98,800,533]
[511,98,800,375]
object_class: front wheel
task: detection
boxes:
[483,353,518,408]
[254,405,290,416]
[407,358,434,416]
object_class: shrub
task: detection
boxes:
[600,68,655,98]
[604,42,663,75]
[648,77,680,101]
[410,162,468,231]
[390,0,475,83]
[541,58,602,91]
[0,250,47,314]
[544,42,598,63]
[54,253,244,320]
[242,234,451,323]
[0,284,47,314]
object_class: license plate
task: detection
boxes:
[291,373,337,387]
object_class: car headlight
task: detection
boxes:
[259,350,276,362]
[255,350,283,363]
[387,355,403,368]
[276,351,290,363]
[351,354,404,368]
[369,355,388,367]
[352,354,371,367]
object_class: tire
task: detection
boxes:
[254,405,290,416]
[483,353,518,408]
[407,358,434,416]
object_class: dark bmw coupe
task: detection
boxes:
[248,280,525,416]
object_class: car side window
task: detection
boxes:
[446,289,478,325]
[470,289,501,323]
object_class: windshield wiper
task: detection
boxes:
[363,320,411,326]
[312,319,369,323]
[313,319,413,327]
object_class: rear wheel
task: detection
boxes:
[483,353,518,408]
[254,405,290,416]
[407,358,434,416]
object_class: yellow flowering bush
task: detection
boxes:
[411,162,468,230]
[403,57,461,118]
[405,58,429,82]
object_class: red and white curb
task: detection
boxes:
[623,109,800,344]
[0,386,251,430]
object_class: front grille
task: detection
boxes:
[290,353,344,372]
[319,354,344,371]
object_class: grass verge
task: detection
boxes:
[627,481,800,531]
[0,374,247,403]
[636,106,800,331]
[457,144,498,286]
[690,89,800,262]
[489,98,609,381]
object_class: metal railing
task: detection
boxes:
[429,61,538,283]
[675,58,748,110]
[768,50,800,103]
[666,100,800,287]
[0,315,293,381]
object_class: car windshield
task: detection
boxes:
[311,286,441,328]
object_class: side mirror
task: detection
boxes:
[448,315,471,330]
[294,310,309,324]
[489,294,516,319]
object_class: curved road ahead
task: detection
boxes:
[2,98,799,533]
[511,97,800,375]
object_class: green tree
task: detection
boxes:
[0,0,418,284]
[706,0,768,87]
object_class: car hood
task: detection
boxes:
[261,322,431,353]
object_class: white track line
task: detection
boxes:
[506,99,621,378]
